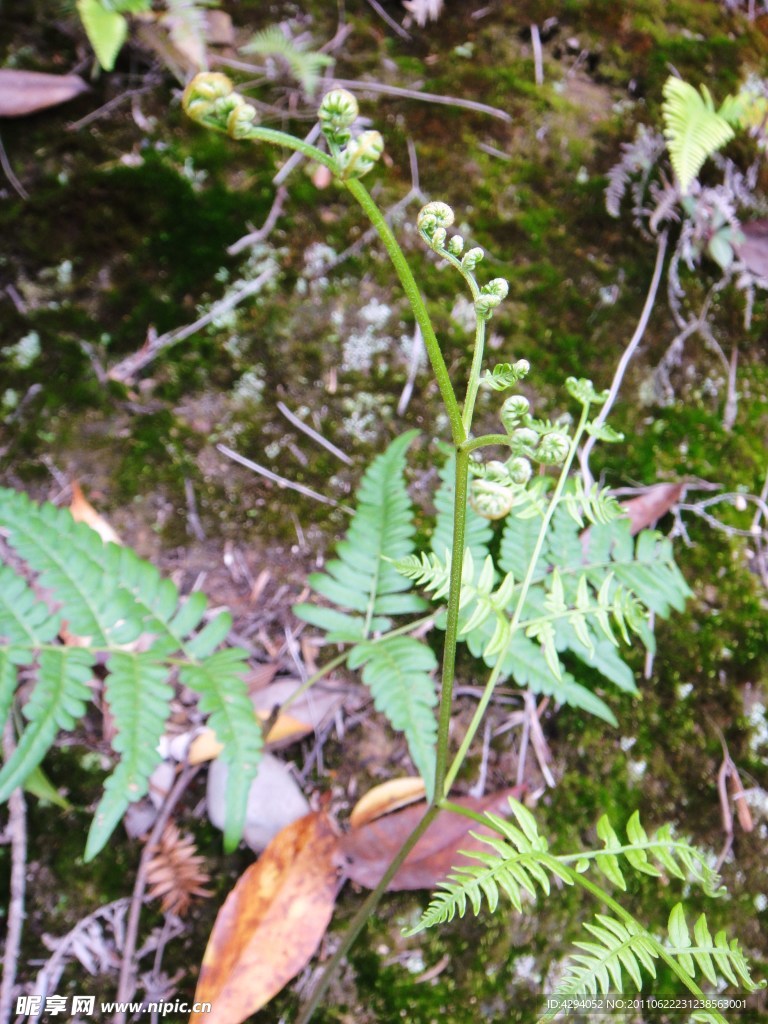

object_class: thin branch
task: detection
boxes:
[364,0,411,39]
[530,24,544,86]
[581,231,668,488]
[277,401,354,465]
[0,723,27,1024]
[227,184,289,256]
[217,444,354,512]
[330,77,512,122]
[397,324,424,416]
[0,132,28,201]
[113,764,199,1023]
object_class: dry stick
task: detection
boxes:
[217,444,354,513]
[0,723,27,1024]
[364,0,411,40]
[109,266,276,384]
[35,899,132,1004]
[0,132,29,201]
[276,401,354,465]
[580,231,668,489]
[113,764,200,1024]
[530,24,544,86]
[330,76,512,122]
[67,79,161,132]
[397,324,424,416]
[228,184,289,256]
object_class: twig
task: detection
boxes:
[67,79,161,132]
[581,231,668,488]
[330,77,512,122]
[0,132,29,201]
[113,764,199,1024]
[108,267,276,384]
[217,444,354,512]
[364,0,411,40]
[184,478,206,542]
[397,325,424,416]
[35,899,131,1004]
[530,24,544,86]
[228,184,289,255]
[468,718,492,798]
[0,723,27,1024]
[277,401,354,465]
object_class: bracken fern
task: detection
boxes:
[0,487,263,860]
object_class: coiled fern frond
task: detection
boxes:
[0,488,262,860]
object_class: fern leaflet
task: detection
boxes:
[242,25,333,94]
[662,77,735,194]
[0,487,263,860]
[294,432,439,797]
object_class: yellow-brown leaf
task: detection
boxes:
[191,811,340,1024]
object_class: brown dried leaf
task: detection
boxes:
[192,812,340,1024]
[349,777,427,829]
[0,70,89,118]
[339,787,524,891]
[252,679,347,750]
[69,482,122,545]
[620,483,684,535]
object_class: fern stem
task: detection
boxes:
[241,126,336,171]
[460,433,515,453]
[343,179,466,445]
[462,317,487,434]
[443,404,592,794]
[434,446,470,800]
[295,804,440,1024]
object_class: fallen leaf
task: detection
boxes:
[339,787,525,891]
[206,753,310,852]
[69,482,121,545]
[0,70,89,118]
[620,483,684,535]
[252,679,347,749]
[192,811,340,1024]
[349,777,427,829]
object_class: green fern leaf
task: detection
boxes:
[295,431,427,642]
[242,25,333,94]
[0,486,263,858]
[85,652,175,861]
[662,76,735,194]
[181,648,263,853]
[347,636,437,796]
[0,649,94,802]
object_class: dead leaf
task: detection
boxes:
[192,811,340,1024]
[620,483,684,535]
[204,9,235,46]
[402,0,444,26]
[206,753,310,852]
[349,777,427,829]
[69,482,122,545]
[339,787,525,891]
[252,679,347,750]
[0,70,89,118]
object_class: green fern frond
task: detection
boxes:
[550,905,764,1017]
[662,76,735,194]
[295,430,427,643]
[348,636,437,795]
[294,433,438,794]
[407,799,572,933]
[564,478,623,528]
[0,487,263,860]
[242,25,333,94]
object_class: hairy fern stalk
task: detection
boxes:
[0,487,262,860]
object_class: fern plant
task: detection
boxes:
[0,487,262,860]
[411,799,765,1022]
[180,77,764,1023]
[242,25,333,96]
